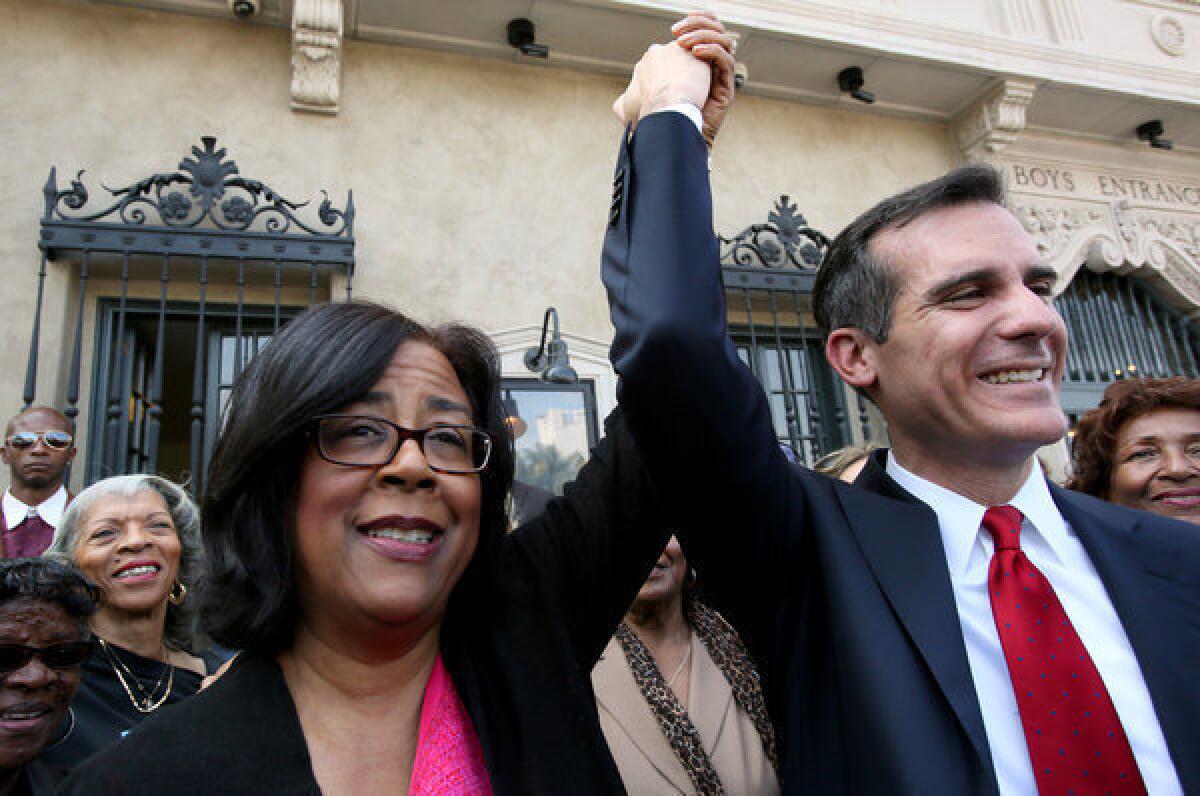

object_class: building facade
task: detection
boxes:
[2,0,1198,493]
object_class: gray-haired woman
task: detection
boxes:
[39,475,218,769]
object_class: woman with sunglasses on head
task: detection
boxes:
[0,558,99,795]
[1,408,76,559]
[59,301,674,795]
[40,475,217,770]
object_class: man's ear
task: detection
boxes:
[0,446,10,467]
[825,327,879,392]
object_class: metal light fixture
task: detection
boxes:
[524,307,578,384]
[1136,120,1173,150]
[837,67,875,104]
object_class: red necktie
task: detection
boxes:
[983,505,1146,795]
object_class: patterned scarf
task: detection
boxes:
[614,599,778,796]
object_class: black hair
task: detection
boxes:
[814,163,1007,344]
[200,301,515,652]
[0,558,100,636]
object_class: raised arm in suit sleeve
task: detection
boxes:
[494,410,671,672]
[602,111,808,659]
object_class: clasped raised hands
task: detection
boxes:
[612,12,738,148]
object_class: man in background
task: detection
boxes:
[1,408,74,558]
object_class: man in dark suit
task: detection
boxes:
[602,18,1197,794]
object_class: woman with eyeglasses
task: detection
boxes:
[40,475,218,770]
[60,301,670,794]
[1,407,76,559]
[0,558,99,795]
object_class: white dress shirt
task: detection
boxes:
[886,454,1183,795]
[2,484,68,530]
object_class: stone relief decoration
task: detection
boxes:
[1016,199,1200,312]
[1151,14,1187,55]
[291,0,343,115]
[1044,0,1087,45]
[951,80,1037,161]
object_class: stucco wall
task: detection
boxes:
[0,0,956,488]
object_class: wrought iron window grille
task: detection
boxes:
[25,136,355,493]
[719,197,867,461]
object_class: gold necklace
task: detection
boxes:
[99,639,175,713]
[664,634,692,689]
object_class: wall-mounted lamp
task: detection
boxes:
[1136,120,1173,150]
[524,307,578,384]
[837,67,875,104]
[507,18,550,59]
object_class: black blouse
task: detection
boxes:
[40,639,215,770]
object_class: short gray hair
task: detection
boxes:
[45,475,204,652]
[814,164,1007,344]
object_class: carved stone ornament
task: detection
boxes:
[951,80,1037,160]
[1016,199,1200,313]
[291,0,343,115]
[1151,14,1187,56]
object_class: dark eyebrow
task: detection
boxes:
[1023,264,1058,286]
[924,263,1056,301]
[425,396,471,415]
[350,391,470,416]
[924,266,1000,301]
[358,390,392,407]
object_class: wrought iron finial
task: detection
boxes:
[719,195,830,270]
[42,136,352,237]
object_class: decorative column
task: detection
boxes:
[291,0,343,115]
[950,79,1037,162]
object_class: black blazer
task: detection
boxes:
[601,112,1200,794]
[60,413,667,795]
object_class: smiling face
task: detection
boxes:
[835,202,1067,473]
[1108,406,1200,524]
[293,341,483,641]
[0,599,83,772]
[633,535,687,608]
[1,410,75,493]
[73,490,180,619]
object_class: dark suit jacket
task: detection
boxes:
[60,413,666,795]
[601,111,1200,794]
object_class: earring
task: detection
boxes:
[168,580,188,606]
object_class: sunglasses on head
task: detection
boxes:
[5,431,73,451]
[0,641,91,674]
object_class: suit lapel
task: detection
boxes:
[1053,488,1200,793]
[839,453,995,771]
[593,638,694,793]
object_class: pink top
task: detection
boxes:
[409,654,493,795]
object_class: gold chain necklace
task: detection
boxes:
[99,638,175,714]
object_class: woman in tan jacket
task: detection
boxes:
[592,535,780,796]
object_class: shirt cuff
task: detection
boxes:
[651,103,704,136]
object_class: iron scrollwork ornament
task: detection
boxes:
[43,136,354,237]
[719,196,829,270]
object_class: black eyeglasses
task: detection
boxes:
[0,641,91,674]
[5,431,73,451]
[312,414,493,474]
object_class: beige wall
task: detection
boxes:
[0,0,956,488]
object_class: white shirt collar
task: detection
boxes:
[3,485,69,530]
[884,453,1073,576]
